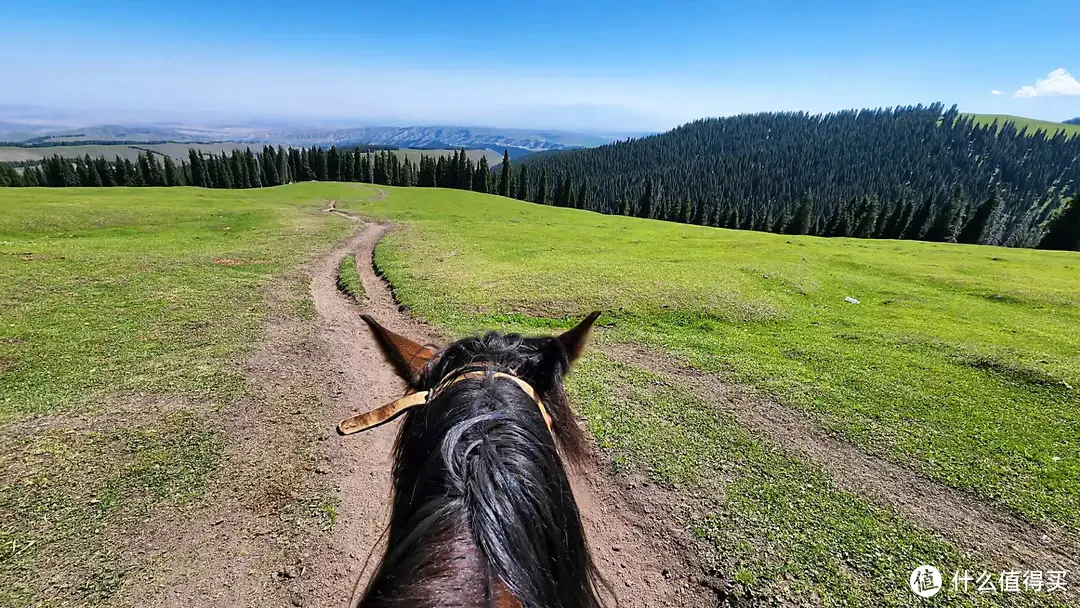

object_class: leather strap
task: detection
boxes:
[338,371,552,435]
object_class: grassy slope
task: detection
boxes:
[1,183,1076,606]
[0,186,352,605]
[965,113,1080,138]
[338,184,1079,605]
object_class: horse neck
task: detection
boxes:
[359,382,602,608]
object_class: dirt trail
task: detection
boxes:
[607,344,1080,578]
[306,207,718,607]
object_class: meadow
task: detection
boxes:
[1,183,1077,606]
[0,187,351,604]
[965,113,1080,138]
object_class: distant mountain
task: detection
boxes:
[1065,117,1080,126]
[0,118,616,156]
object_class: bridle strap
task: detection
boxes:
[337,370,552,436]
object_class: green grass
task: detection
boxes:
[965,113,1080,138]
[0,185,353,604]
[571,355,1063,606]
[336,252,367,304]
[2,182,1078,606]
[337,186,1080,534]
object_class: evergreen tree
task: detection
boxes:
[163,156,178,186]
[537,168,549,205]
[230,151,248,189]
[245,149,262,188]
[473,157,490,193]
[277,146,291,184]
[852,197,879,238]
[787,190,813,234]
[904,196,936,240]
[327,146,341,181]
[1037,197,1080,251]
[726,206,740,229]
[577,179,589,210]
[498,149,512,197]
[515,165,530,200]
[637,177,654,218]
[925,188,962,242]
[957,189,1001,244]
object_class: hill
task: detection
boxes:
[1065,117,1080,126]
[965,113,1080,138]
[515,104,1080,248]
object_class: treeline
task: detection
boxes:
[0,146,498,192]
[509,104,1080,250]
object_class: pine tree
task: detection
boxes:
[576,179,588,210]
[637,177,654,218]
[726,206,740,229]
[498,149,512,197]
[852,197,879,238]
[925,188,962,242]
[278,146,291,184]
[264,148,280,186]
[327,146,341,181]
[536,168,549,204]
[904,196,936,240]
[163,156,177,186]
[93,157,113,187]
[787,190,813,234]
[557,175,573,207]
[957,189,1001,244]
[515,165,530,200]
[1037,197,1080,251]
[473,157,490,193]
[245,149,262,188]
[230,151,247,189]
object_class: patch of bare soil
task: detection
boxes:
[605,344,1080,579]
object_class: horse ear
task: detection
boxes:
[361,315,436,383]
[558,311,601,363]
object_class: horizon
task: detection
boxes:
[2,1,1079,132]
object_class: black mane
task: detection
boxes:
[360,330,604,607]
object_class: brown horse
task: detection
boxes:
[339,312,606,607]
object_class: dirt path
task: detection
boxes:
[305,210,719,607]
[606,344,1080,579]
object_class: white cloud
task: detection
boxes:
[991,90,1002,96]
[1014,68,1080,98]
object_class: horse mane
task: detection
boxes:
[359,330,605,607]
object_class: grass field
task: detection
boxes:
[336,185,1078,604]
[965,113,1080,138]
[0,187,351,605]
[2,183,1077,606]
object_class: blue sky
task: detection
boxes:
[2,0,1078,131]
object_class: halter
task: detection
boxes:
[337,369,553,436]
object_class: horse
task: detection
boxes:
[338,312,606,607]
